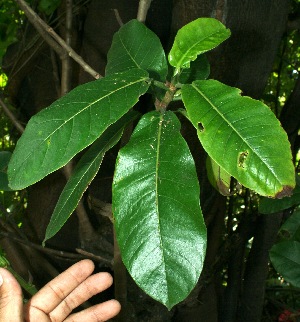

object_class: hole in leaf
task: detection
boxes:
[238,151,248,168]
[197,122,204,132]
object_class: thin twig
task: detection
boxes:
[15,0,101,79]
[137,0,153,23]
[0,231,111,265]
[113,9,123,27]
[16,0,65,58]
[0,97,24,133]
[60,0,73,96]
[76,248,112,267]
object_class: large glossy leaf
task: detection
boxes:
[168,18,230,74]
[259,176,300,214]
[106,19,168,81]
[0,151,12,191]
[270,240,300,288]
[113,110,206,310]
[182,80,295,197]
[43,111,139,243]
[8,69,149,190]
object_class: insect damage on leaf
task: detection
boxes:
[197,122,204,132]
[238,151,248,168]
[275,185,294,199]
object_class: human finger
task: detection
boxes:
[0,268,23,322]
[65,299,121,322]
[49,272,113,321]
[24,259,94,318]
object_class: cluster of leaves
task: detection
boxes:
[5,18,295,308]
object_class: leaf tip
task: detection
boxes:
[275,185,294,199]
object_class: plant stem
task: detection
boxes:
[60,0,73,96]
[0,255,37,295]
[155,82,177,112]
[137,0,153,23]
[113,9,124,26]
[7,266,38,295]
[152,80,169,90]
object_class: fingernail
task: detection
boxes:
[0,272,3,287]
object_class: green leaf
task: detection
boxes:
[113,110,206,310]
[8,69,149,190]
[106,19,168,81]
[0,151,12,191]
[206,156,231,196]
[43,111,139,243]
[270,240,300,288]
[168,18,230,74]
[179,54,210,84]
[278,209,300,242]
[182,80,295,197]
[259,176,300,214]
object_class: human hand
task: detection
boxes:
[0,259,120,321]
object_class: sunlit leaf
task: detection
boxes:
[113,110,206,310]
[43,111,139,243]
[8,69,149,190]
[182,80,295,197]
[106,19,168,81]
[168,18,230,74]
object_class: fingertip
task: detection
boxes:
[101,299,121,320]
[78,259,95,271]
[109,299,122,313]
[69,259,95,279]
[0,268,23,320]
[0,268,22,293]
[99,271,113,285]
[77,258,95,274]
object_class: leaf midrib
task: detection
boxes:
[155,113,170,305]
[118,34,141,70]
